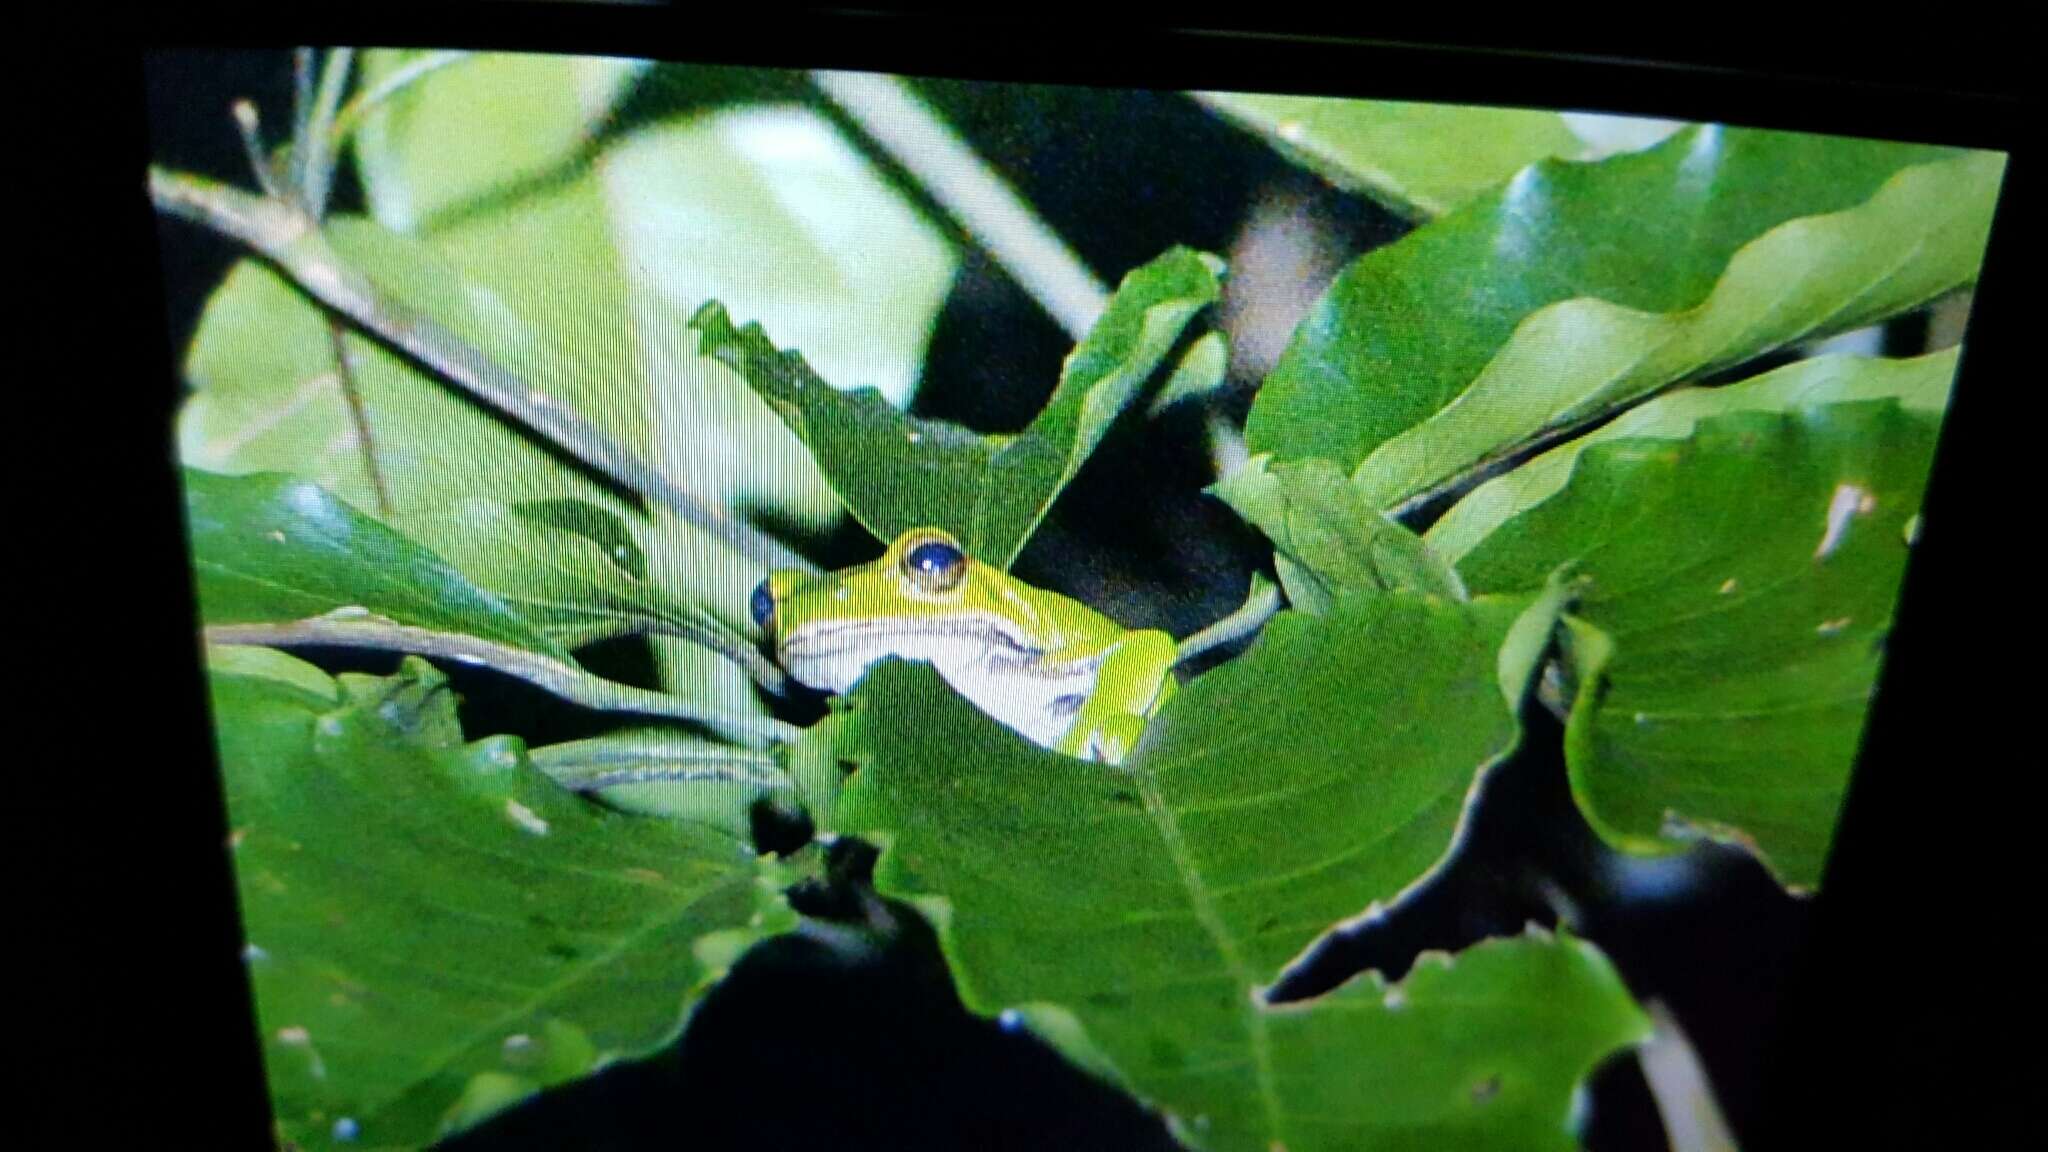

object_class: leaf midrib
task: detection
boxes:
[1129,761,1284,1145]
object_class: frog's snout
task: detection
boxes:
[749,579,776,633]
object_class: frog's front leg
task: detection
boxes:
[1056,630,1178,765]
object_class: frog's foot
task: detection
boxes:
[1077,714,1148,765]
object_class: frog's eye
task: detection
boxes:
[749,579,776,631]
[901,535,967,592]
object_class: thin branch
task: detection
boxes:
[329,50,471,147]
[300,48,357,218]
[207,618,800,748]
[326,317,392,515]
[291,49,315,192]
[231,101,285,201]
[1176,574,1282,665]
[148,166,816,574]
[1639,1000,1739,1152]
[811,70,1109,344]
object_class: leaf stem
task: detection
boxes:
[230,101,285,201]
[529,738,791,795]
[1638,1000,1738,1152]
[328,50,472,149]
[637,619,789,698]
[810,70,1109,343]
[1176,574,1282,665]
[206,618,800,748]
[299,48,357,218]
[326,316,393,515]
[148,165,816,574]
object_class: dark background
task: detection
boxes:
[83,8,2031,1151]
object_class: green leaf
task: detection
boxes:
[398,497,749,652]
[1194,92,1591,217]
[178,220,634,530]
[1212,456,1465,613]
[185,469,566,658]
[355,51,956,535]
[692,247,1225,568]
[210,652,803,1150]
[1428,350,1956,567]
[1149,330,1232,417]
[1245,127,1989,497]
[529,728,794,832]
[1453,378,1944,889]
[830,589,1644,1149]
[191,54,957,715]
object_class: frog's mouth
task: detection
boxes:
[777,613,1046,696]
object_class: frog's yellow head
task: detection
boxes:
[749,526,1109,699]
[749,526,1171,759]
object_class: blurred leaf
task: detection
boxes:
[1213,456,1465,613]
[1245,127,1985,497]
[1195,92,1589,217]
[211,652,804,1150]
[1453,370,1945,888]
[178,218,635,529]
[189,54,956,717]
[529,728,794,832]
[185,469,566,659]
[693,247,1224,568]
[400,497,751,652]
[828,588,1641,1149]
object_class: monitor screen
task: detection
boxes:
[139,34,2009,1152]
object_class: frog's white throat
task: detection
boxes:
[778,614,1101,749]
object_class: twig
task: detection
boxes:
[230,101,285,201]
[1638,1000,1738,1152]
[326,317,392,515]
[148,166,816,574]
[207,618,800,748]
[300,48,356,218]
[1176,574,1282,665]
[329,50,472,147]
[810,70,1109,343]
[291,49,315,189]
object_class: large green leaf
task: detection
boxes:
[1428,350,1955,566]
[209,651,803,1150]
[185,468,566,659]
[1452,366,1946,889]
[1212,455,1465,614]
[1194,92,1590,218]
[829,588,1645,1149]
[691,247,1224,568]
[1245,126,1988,499]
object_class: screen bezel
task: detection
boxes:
[112,9,2027,1148]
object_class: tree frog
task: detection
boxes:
[750,527,1177,764]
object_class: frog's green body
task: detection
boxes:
[752,528,1176,764]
